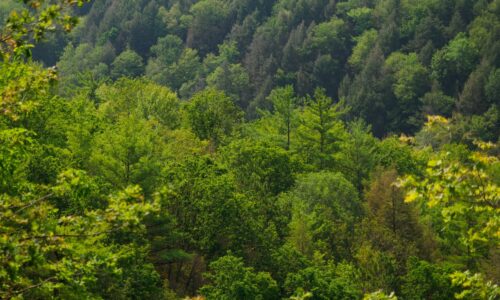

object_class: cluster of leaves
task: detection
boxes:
[0,0,91,59]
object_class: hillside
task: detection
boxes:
[0,0,499,299]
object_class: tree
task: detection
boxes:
[363,290,397,300]
[148,34,183,67]
[96,78,181,129]
[431,33,479,95]
[451,271,499,300]
[187,0,231,56]
[110,49,144,79]
[167,48,202,94]
[401,258,456,300]
[362,168,431,258]
[355,168,435,294]
[56,42,115,95]
[297,88,347,169]
[145,35,203,92]
[336,119,379,195]
[200,254,279,300]
[0,23,163,296]
[308,18,348,58]
[206,62,251,108]
[484,68,500,108]
[223,139,295,197]
[0,177,161,299]
[401,143,500,270]
[186,88,242,149]
[348,29,378,72]
[421,87,455,117]
[286,172,360,260]
[384,52,430,133]
[0,0,91,59]
[89,115,162,195]
[266,85,298,150]
[284,261,362,300]
[347,7,374,35]
[343,46,392,137]
[457,62,492,116]
[161,156,244,259]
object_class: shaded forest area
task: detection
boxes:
[0,0,499,299]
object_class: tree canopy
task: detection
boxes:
[0,0,498,299]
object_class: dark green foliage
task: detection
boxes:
[187,0,232,56]
[401,258,456,300]
[111,49,144,79]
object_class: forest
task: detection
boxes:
[0,0,499,299]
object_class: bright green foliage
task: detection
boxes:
[0,1,22,26]
[355,243,398,294]
[347,7,373,34]
[0,60,56,121]
[56,43,114,95]
[284,261,362,300]
[1,58,163,300]
[451,271,499,300]
[148,34,183,67]
[146,41,202,94]
[266,85,298,150]
[297,88,347,169]
[377,137,422,175]
[244,85,299,150]
[96,78,181,129]
[89,115,162,194]
[431,33,479,94]
[200,254,279,300]
[349,29,378,72]
[414,115,454,149]
[186,88,242,148]
[0,167,159,298]
[0,0,91,59]
[309,18,348,56]
[1,1,500,299]
[402,145,499,266]
[0,128,34,193]
[363,290,397,300]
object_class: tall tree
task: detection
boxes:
[267,85,299,150]
[297,88,347,169]
[186,88,242,149]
